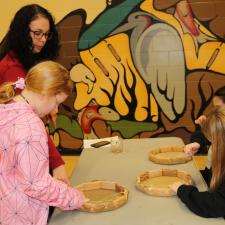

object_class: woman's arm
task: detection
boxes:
[0,52,26,85]
[47,134,71,185]
[47,133,65,169]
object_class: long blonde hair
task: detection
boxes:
[0,61,73,103]
[202,106,225,191]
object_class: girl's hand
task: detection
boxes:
[169,181,185,194]
[53,165,71,186]
[184,142,200,158]
[77,191,90,209]
[195,115,207,127]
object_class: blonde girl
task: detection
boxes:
[170,106,225,218]
[0,61,85,225]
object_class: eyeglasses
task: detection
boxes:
[30,30,53,40]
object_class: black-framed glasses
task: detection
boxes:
[30,30,53,40]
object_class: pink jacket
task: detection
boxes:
[0,102,84,225]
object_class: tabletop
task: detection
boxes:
[49,137,225,225]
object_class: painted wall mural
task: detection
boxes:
[1,0,225,154]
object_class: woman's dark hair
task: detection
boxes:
[215,86,225,103]
[0,4,59,71]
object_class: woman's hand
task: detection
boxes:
[53,165,71,186]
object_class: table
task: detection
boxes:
[49,137,225,225]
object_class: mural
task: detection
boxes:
[1,0,225,154]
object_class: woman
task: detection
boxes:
[0,4,69,184]
[0,61,86,225]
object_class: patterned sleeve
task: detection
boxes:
[15,119,85,210]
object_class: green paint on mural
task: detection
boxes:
[108,120,158,138]
[79,0,143,50]
[49,115,83,139]
[49,116,158,140]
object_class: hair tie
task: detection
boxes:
[14,77,26,90]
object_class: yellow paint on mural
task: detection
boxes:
[140,0,225,74]
[77,33,152,121]
[0,0,107,42]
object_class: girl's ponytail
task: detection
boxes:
[0,82,15,103]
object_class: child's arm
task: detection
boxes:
[184,142,200,157]
[16,120,85,210]
[190,127,210,154]
[195,115,207,126]
[176,184,225,218]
